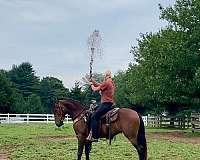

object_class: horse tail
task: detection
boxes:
[137,113,147,160]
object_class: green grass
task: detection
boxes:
[0,124,200,160]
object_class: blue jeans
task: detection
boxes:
[91,102,113,139]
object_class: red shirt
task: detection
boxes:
[99,79,115,103]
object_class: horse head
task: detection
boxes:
[53,100,67,127]
[53,99,85,127]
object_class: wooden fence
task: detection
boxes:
[147,115,191,128]
[191,113,200,132]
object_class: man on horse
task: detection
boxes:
[86,70,116,142]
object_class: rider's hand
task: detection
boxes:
[82,76,92,85]
[90,78,95,82]
[85,74,92,82]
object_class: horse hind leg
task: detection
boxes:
[135,144,147,160]
[127,137,146,160]
[122,121,147,159]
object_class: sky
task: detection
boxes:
[0,0,175,88]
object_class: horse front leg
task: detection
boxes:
[77,140,84,160]
[85,142,92,160]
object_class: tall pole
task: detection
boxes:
[90,48,94,78]
[87,30,102,79]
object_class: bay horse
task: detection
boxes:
[53,99,147,160]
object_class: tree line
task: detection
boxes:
[0,62,103,113]
[114,0,200,116]
[0,62,68,113]
[1,0,200,116]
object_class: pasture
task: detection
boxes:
[0,124,200,160]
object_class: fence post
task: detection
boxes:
[143,116,147,126]
[147,114,150,127]
[7,113,10,124]
[27,113,29,124]
[47,114,49,124]
[160,116,162,128]
[66,114,69,124]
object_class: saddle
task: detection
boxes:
[100,108,120,124]
[85,107,120,144]
[99,108,120,145]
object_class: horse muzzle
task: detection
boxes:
[55,121,64,127]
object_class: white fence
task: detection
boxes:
[0,113,148,126]
[142,116,148,126]
[0,114,72,124]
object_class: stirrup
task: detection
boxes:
[86,131,98,142]
[86,131,92,140]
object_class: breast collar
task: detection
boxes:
[73,109,87,125]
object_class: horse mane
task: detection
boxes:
[59,98,86,110]
[67,98,81,104]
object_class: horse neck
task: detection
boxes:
[64,101,85,120]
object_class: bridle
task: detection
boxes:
[55,101,87,124]
[55,102,65,122]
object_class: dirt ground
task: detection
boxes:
[36,132,200,144]
[1,132,199,160]
[0,145,20,160]
[147,132,200,144]
[0,152,10,160]
[36,135,77,141]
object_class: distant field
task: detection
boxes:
[0,124,200,160]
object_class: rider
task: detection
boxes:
[87,70,115,142]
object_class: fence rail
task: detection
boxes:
[0,113,72,124]
[2,113,199,130]
[0,113,148,126]
[147,115,192,128]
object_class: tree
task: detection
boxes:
[10,92,27,113]
[114,70,131,107]
[160,0,200,113]
[1,63,70,113]
[0,71,13,112]
[0,70,26,113]
[25,94,44,113]
[125,0,200,115]
[8,62,40,98]
[39,77,69,113]
[130,29,190,115]
[69,81,84,102]
[114,67,151,114]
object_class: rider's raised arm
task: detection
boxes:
[91,78,100,87]
[91,81,108,92]
[91,84,101,91]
